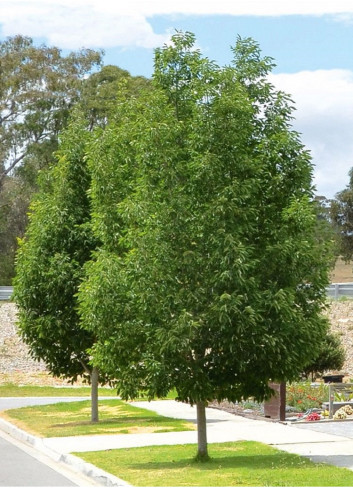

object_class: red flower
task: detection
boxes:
[307,412,321,421]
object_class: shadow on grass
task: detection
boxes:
[51,415,191,427]
[127,453,312,472]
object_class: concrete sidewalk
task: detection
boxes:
[44,400,353,471]
[2,398,353,485]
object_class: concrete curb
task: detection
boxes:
[0,417,130,487]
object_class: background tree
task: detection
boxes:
[13,116,104,421]
[0,37,149,284]
[302,332,345,381]
[0,175,31,283]
[0,35,101,283]
[0,35,102,188]
[79,64,150,130]
[79,32,331,459]
[331,168,353,261]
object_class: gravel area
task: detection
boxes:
[328,300,353,378]
[0,302,47,374]
[0,302,81,386]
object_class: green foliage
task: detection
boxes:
[0,167,42,284]
[0,35,101,284]
[13,116,98,382]
[0,34,102,187]
[0,35,149,285]
[302,332,345,380]
[80,64,150,129]
[331,168,353,261]
[79,31,331,406]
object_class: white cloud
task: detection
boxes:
[0,1,169,49]
[1,1,353,50]
[1,1,352,199]
[29,0,353,17]
[269,70,353,198]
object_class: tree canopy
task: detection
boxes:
[0,36,149,284]
[0,35,102,187]
[0,35,101,284]
[78,32,331,458]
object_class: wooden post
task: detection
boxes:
[264,382,286,421]
[91,366,99,423]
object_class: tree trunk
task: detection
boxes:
[196,401,209,461]
[91,366,99,423]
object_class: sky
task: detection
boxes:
[1,1,353,198]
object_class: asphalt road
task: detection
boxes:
[296,419,353,438]
[0,430,79,487]
[0,397,100,486]
[0,396,90,411]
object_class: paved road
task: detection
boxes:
[0,396,122,411]
[0,397,108,486]
[296,419,353,438]
[0,430,80,486]
[0,396,90,411]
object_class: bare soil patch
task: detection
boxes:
[331,258,353,283]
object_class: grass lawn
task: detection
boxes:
[76,441,353,487]
[0,383,177,399]
[1,399,194,437]
[0,383,116,397]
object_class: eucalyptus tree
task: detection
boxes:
[79,64,150,130]
[0,34,102,188]
[0,39,148,285]
[0,35,102,284]
[79,32,331,459]
[331,168,353,261]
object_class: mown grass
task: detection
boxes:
[0,383,177,400]
[76,441,353,487]
[0,383,116,397]
[1,399,194,437]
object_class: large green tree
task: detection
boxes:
[79,32,331,459]
[13,65,150,418]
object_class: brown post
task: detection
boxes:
[264,382,286,421]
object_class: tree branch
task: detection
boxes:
[79,358,92,376]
